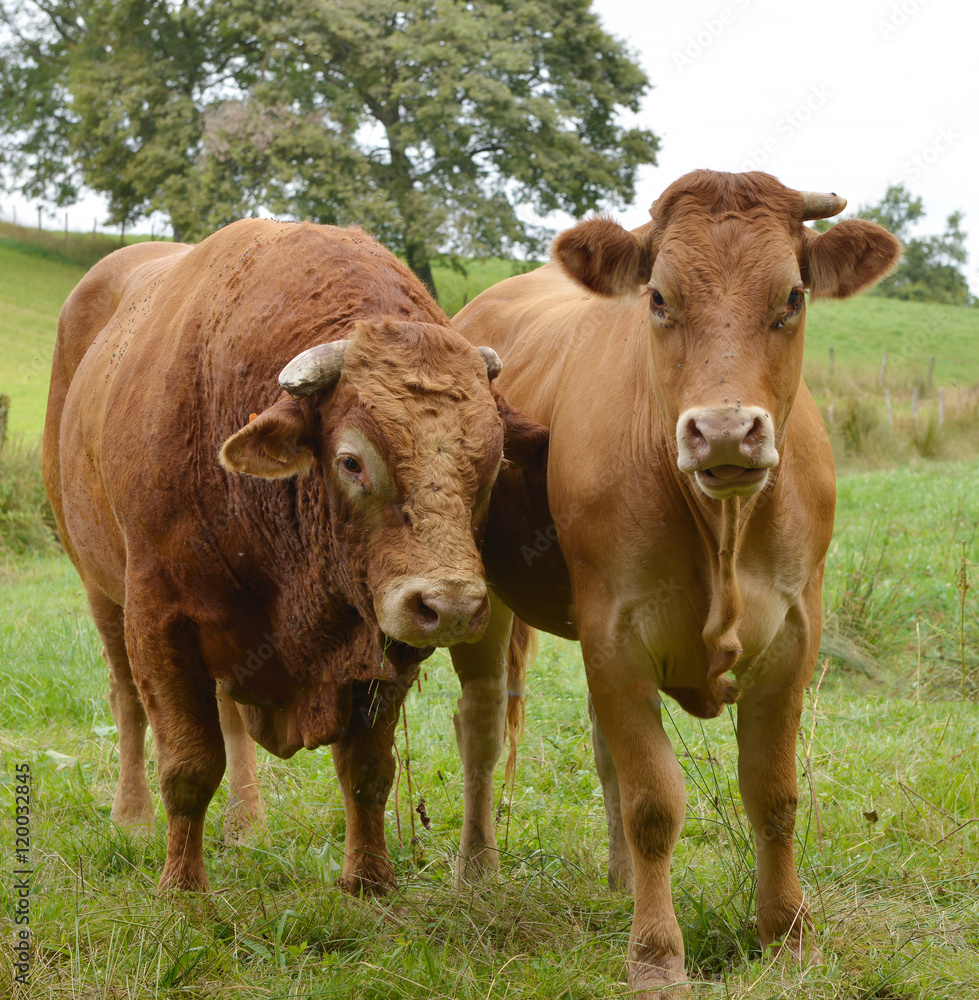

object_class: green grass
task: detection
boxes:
[1,233,978,997]
[1,458,977,998]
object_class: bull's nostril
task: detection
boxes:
[409,594,440,629]
[469,594,490,628]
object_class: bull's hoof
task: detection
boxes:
[339,862,397,898]
[158,862,208,893]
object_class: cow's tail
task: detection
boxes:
[504,616,537,784]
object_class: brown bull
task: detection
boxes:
[449,171,901,996]
[42,218,545,894]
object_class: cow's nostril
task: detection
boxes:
[470,593,490,628]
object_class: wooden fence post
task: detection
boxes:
[0,394,9,452]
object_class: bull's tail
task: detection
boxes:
[504,616,537,784]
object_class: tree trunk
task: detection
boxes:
[406,247,438,303]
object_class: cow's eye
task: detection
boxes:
[649,287,669,320]
[773,288,804,329]
[339,455,361,475]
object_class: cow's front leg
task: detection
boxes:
[737,665,818,962]
[330,676,410,896]
[128,613,226,892]
[588,659,689,997]
[217,687,266,845]
[448,593,513,884]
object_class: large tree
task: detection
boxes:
[856,184,973,306]
[0,0,659,290]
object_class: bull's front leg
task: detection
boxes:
[126,608,226,892]
[330,676,412,896]
[736,615,822,963]
[586,637,689,998]
[448,592,513,884]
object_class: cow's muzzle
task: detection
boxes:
[377,577,490,647]
[676,406,778,499]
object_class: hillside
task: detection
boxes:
[1,234,977,442]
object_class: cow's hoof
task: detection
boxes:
[769,927,823,967]
[222,807,266,846]
[629,954,691,998]
[607,861,634,893]
[111,802,156,836]
[454,846,499,888]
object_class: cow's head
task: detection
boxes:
[553,170,901,499]
[220,318,544,653]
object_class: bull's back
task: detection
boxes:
[43,242,191,589]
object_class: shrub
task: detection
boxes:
[0,437,59,555]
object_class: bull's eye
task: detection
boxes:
[340,455,361,475]
[651,289,665,307]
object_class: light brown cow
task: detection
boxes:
[42,219,546,894]
[449,171,901,996]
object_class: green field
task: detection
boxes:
[1,233,978,997]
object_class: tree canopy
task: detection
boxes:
[0,0,659,290]
[855,184,973,307]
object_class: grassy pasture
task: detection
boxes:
[0,232,977,996]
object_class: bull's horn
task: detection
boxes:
[799,190,847,221]
[478,346,502,380]
[278,340,350,397]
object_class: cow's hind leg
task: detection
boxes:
[217,687,266,845]
[331,675,411,896]
[126,605,225,891]
[588,695,633,891]
[87,588,155,832]
[448,594,513,884]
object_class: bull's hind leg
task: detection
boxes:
[125,603,226,891]
[448,594,513,884]
[330,676,412,896]
[86,588,155,832]
[217,688,266,845]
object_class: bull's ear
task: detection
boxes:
[553,217,652,297]
[802,219,902,299]
[496,391,548,470]
[220,397,314,479]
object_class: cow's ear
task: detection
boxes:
[220,397,314,479]
[802,219,902,299]
[553,217,652,297]
[496,391,548,470]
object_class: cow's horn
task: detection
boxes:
[478,346,502,380]
[799,190,847,221]
[278,340,350,397]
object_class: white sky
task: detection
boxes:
[587,0,979,291]
[2,0,976,291]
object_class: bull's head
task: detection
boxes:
[219,319,539,653]
[553,170,902,499]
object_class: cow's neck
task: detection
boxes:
[681,483,765,708]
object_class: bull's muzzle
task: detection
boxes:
[377,577,490,647]
[676,406,778,498]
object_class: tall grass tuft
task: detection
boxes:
[0,437,58,555]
